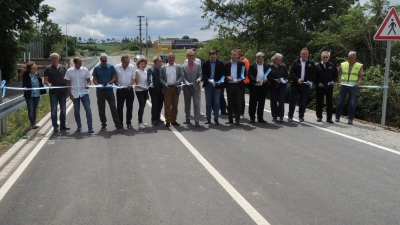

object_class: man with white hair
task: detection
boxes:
[44,53,70,132]
[247,52,269,123]
[315,51,338,123]
[335,51,363,125]
[92,53,122,131]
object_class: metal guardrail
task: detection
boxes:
[82,56,98,71]
[0,95,27,135]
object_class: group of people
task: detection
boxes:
[20,47,363,133]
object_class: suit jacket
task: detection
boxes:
[315,61,338,88]
[160,63,184,95]
[248,62,270,90]
[182,62,202,92]
[147,66,162,93]
[224,60,246,89]
[290,58,316,87]
[202,59,225,89]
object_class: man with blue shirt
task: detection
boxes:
[92,54,122,131]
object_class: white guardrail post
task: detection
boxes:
[0,70,6,135]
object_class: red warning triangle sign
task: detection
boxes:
[374,7,400,40]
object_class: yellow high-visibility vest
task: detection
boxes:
[341,62,362,85]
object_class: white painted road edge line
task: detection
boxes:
[0,103,74,202]
[242,100,400,156]
[147,100,270,225]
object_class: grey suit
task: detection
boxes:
[182,62,202,121]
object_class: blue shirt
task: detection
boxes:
[231,61,238,80]
[93,64,117,94]
[30,73,40,97]
[210,61,216,80]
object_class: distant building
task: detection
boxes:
[173,39,199,49]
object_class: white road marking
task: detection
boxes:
[0,103,74,202]
[147,100,270,225]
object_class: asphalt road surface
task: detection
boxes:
[0,56,400,225]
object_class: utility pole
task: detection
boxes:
[66,23,69,58]
[146,18,148,57]
[138,16,144,55]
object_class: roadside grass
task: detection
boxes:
[0,95,51,157]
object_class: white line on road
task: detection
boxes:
[0,103,74,202]
[147,100,270,225]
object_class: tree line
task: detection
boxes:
[199,0,400,128]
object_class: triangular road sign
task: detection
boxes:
[374,7,400,40]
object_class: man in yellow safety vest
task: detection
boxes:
[335,51,364,125]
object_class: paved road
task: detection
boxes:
[1,56,400,224]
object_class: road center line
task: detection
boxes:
[147,100,270,225]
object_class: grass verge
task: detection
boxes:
[0,95,51,157]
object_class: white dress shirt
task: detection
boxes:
[301,59,307,81]
[64,66,91,98]
[115,63,136,87]
[166,63,177,84]
[256,64,264,86]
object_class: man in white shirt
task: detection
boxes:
[64,57,94,133]
[160,53,184,127]
[114,55,136,129]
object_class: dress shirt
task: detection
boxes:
[184,58,202,64]
[229,60,238,83]
[64,66,91,98]
[256,64,264,86]
[210,61,216,80]
[166,63,177,84]
[300,59,307,81]
[115,63,136,87]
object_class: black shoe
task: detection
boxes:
[101,125,107,131]
[152,121,158,126]
[214,120,219,125]
[205,119,211,124]
[171,122,180,126]
[53,128,59,132]
[258,119,267,123]
[348,120,353,125]
[116,126,123,132]
[60,126,70,130]
[166,123,171,127]
[317,118,322,122]
[225,121,233,124]
[327,120,334,124]
[221,111,228,115]
[272,118,278,122]
[183,119,190,124]
[335,118,340,122]
[249,120,255,124]
[235,121,240,126]
[299,118,304,122]
[288,118,293,122]
[158,120,165,124]
[195,121,200,127]
[31,125,39,129]
[279,118,283,122]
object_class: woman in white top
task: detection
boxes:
[135,58,149,128]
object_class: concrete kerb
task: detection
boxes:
[0,99,73,171]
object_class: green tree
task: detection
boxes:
[0,0,53,80]
[182,35,190,39]
[40,19,63,58]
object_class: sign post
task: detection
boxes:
[373,7,400,128]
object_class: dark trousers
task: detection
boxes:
[50,93,67,128]
[270,84,287,119]
[226,83,243,122]
[316,86,333,121]
[136,91,148,123]
[149,88,164,122]
[25,96,40,126]
[220,86,227,113]
[232,85,246,115]
[288,85,310,119]
[96,92,120,127]
[116,88,134,125]
[248,86,267,121]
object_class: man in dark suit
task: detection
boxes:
[288,47,316,122]
[202,50,225,125]
[148,55,164,126]
[224,49,246,125]
[248,52,269,123]
[160,53,184,127]
[315,51,338,123]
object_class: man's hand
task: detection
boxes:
[355,81,361,88]
[227,76,233,81]
[337,83,342,88]
[297,79,303,85]
[318,83,324,87]
[256,79,261,83]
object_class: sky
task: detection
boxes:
[42,0,400,43]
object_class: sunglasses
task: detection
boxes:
[322,57,329,59]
